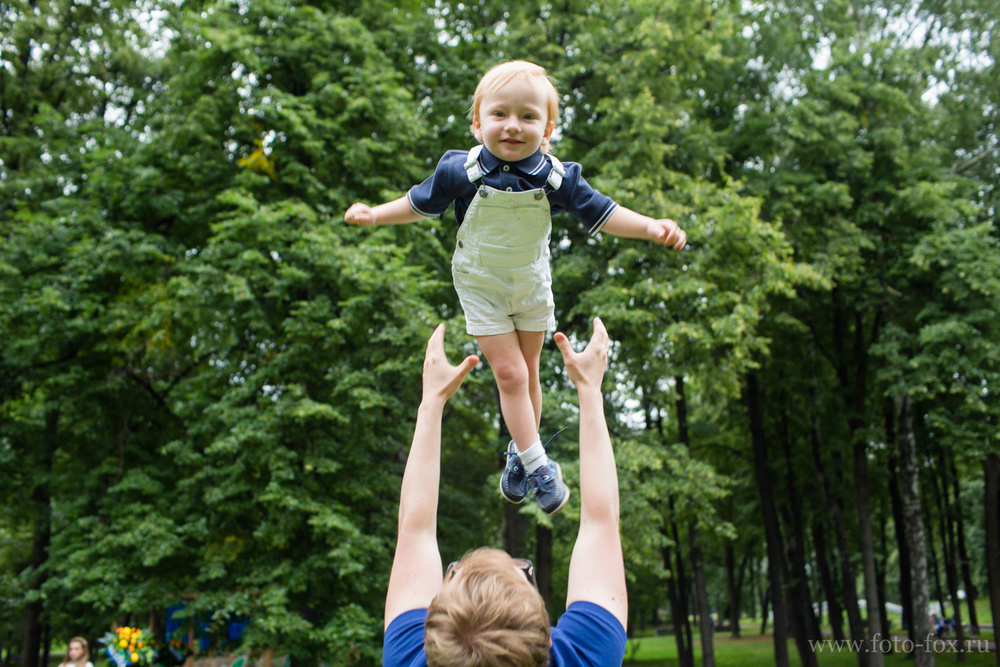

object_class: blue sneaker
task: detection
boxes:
[499,441,528,504]
[528,459,570,515]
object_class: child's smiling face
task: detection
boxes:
[473,76,554,163]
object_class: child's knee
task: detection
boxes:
[492,360,529,391]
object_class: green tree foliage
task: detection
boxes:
[3,0,999,665]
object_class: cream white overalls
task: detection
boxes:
[452,145,566,336]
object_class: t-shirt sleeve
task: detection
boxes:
[406,151,471,219]
[382,608,428,667]
[552,162,619,236]
[549,601,627,667]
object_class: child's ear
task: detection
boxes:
[541,120,554,152]
[471,117,483,142]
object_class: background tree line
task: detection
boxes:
[1,1,997,666]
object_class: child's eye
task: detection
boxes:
[492,111,506,118]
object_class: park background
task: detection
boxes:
[1,0,998,666]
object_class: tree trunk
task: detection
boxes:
[895,395,934,667]
[664,532,694,667]
[536,523,553,619]
[934,451,965,661]
[778,396,822,652]
[948,456,979,634]
[809,361,864,647]
[21,510,50,667]
[852,437,885,667]
[888,452,915,642]
[886,402,915,642]
[502,503,527,557]
[928,518,948,626]
[746,371,790,667]
[813,521,846,641]
[982,453,1000,667]
[725,544,739,638]
[672,377,696,667]
[690,525,715,667]
[725,544,749,638]
[875,525,892,651]
[760,586,770,636]
[41,625,51,667]
[833,294,883,667]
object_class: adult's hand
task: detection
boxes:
[422,324,479,405]
[553,317,609,392]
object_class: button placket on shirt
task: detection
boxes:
[500,163,515,192]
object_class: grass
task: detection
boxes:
[626,598,997,665]
[625,632,997,666]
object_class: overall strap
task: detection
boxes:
[546,154,565,191]
[465,145,485,183]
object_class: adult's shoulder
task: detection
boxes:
[550,601,626,667]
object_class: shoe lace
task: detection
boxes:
[526,429,569,490]
[503,428,566,462]
[543,427,569,449]
[527,466,553,491]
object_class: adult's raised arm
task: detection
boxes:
[384,324,479,629]
[553,318,627,629]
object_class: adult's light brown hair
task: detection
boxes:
[424,547,550,667]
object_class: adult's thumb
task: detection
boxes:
[553,332,571,357]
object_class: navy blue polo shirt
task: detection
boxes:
[406,147,619,235]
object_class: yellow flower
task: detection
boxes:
[131,654,139,663]
[119,641,128,648]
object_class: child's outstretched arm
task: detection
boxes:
[600,206,687,250]
[345,195,424,226]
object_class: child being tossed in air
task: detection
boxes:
[345,60,686,515]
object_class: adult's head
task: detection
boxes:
[64,637,90,666]
[424,547,550,667]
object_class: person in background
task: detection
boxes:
[58,637,94,667]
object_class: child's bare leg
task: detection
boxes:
[477,332,540,454]
[515,330,545,431]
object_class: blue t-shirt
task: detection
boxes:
[407,147,619,235]
[382,600,627,667]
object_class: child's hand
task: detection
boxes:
[345,203,376,226]
[648,218,687,250]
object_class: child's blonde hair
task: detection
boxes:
[468,61,560,153]
[424,547,550,667]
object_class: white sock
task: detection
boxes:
[518,440,546,474]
